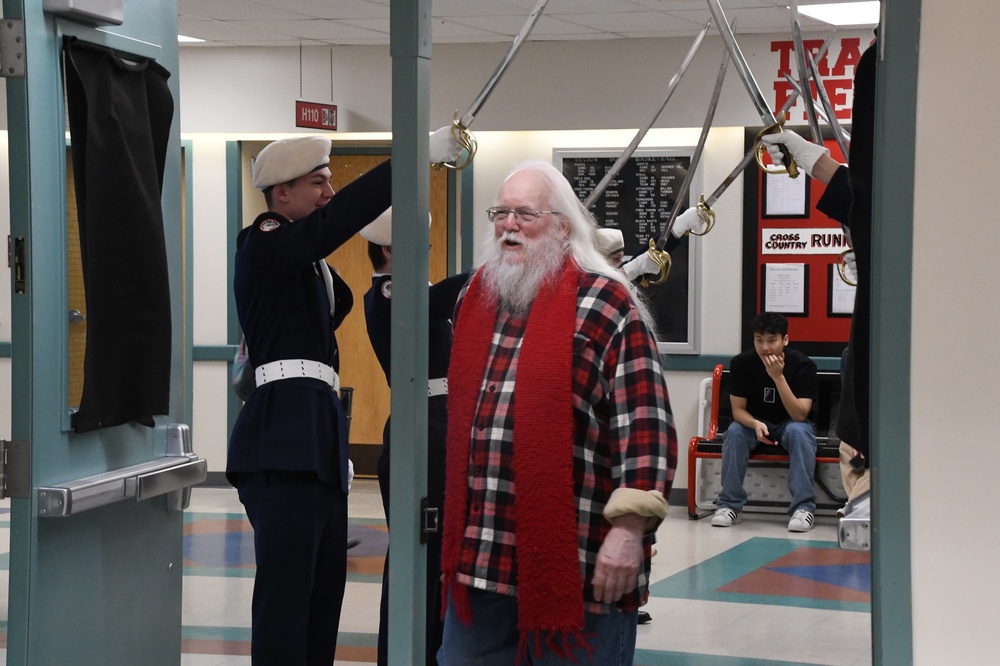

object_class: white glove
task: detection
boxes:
[672,207,706,237]
[347,458,355,493]
[622,251,661,282]
[843,251,858,283]
[429,125,463,164]
[760,131,829,178]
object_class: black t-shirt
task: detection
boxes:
[728,347,818,424]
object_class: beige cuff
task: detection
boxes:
[603,488,669,533]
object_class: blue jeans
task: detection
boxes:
[437,586,638,665]
[717,420,817,514]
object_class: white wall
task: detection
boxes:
[180,31,870,483]
[179,32,871,133]
[911,0,1000,661]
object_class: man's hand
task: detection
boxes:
[760,132,830,178]
[622,251,661,282]
[753,420,776,445]
[843,251,858,283]
[591,515,645,604]
[429,125,464,164]
[671,207,707,237]
[761,352,785,383]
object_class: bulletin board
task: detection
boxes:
[555,148,701,354]
[740,127,853,358]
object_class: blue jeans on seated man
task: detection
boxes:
[437,586,638,665]
[718,420,817,514]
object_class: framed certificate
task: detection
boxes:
[761,263,808,316]
[762,171,810,218]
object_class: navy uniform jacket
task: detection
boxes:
[227,160,392,491]
[363,271,470,386]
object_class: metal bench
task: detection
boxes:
[687,363,847,519]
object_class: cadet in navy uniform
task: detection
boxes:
[360,207,470,666]
[228,130,463,665]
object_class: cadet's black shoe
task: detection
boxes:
[347,537,362,550]
[637,610,652,625]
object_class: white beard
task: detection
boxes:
[480,228,567,316]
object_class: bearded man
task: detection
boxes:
[437,161,677,665]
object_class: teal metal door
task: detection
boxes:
[3,1,195,664]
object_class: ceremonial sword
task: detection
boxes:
[790,0,824,145]
[435,0,549,170]
[705,0,799,177]
[695,30,837,221]
[806,51,852,162]
[640,42,730,287]
[582,20,712,209]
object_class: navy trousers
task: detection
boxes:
[237,471,348,665]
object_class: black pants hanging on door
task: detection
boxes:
[63,37,174,433]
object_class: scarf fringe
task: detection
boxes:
[516,629,596,665]
[440,573,471,625]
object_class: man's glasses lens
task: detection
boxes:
[487,208,548,223]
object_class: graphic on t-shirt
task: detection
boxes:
[763,387,776,403]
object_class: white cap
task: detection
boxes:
[360,207,433,246]
[594,227,625,256]
[251,136,332,190]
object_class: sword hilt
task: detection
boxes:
[640,238,672,287]
[432,112,478,171]
[754,121,800,178]
[692,194,716,236]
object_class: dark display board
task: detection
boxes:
[555,149,699,353]
[741,127,853,358]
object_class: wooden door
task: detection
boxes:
[326,153,450,471]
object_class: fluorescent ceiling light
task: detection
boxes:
[178,34,204,43]
[798,1,879,26]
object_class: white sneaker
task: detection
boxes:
[788,509,815,532]
[711,507,741,527]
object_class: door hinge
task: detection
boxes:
[0,439,30,499]
[420,497,439,544]
[0,20,26,79]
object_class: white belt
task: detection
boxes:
[255,359,340,394]
[428,377,448,397]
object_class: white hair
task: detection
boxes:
[484,160,660,334]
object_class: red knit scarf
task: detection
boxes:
[441,258,592,661]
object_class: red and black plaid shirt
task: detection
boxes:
[453,272,677,613]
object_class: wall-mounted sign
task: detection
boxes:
[295,100,337,131]
[770,36,866,123]
[761,227,850,255]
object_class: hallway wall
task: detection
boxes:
[179,30,870,488]
[910,0,1000,661]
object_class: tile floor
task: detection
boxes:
[1,480,873,665]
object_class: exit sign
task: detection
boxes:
[295,100,337,131]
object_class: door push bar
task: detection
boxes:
[37,423,207,517]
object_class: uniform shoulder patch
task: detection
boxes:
[381,279,392,299]
[258,218,281,232]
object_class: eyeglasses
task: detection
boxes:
[486,207,560,224]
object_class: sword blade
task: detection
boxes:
[705,0,775,125]
[459,0,549,129]
[656,43,730,247]
[806,50,852,161]
[702,29,836,208]
[582,20,712,209]
[707,0,799,175]
[783,73,852,143]
[790,0,824,144]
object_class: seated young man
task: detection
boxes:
[712,311,819,532]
